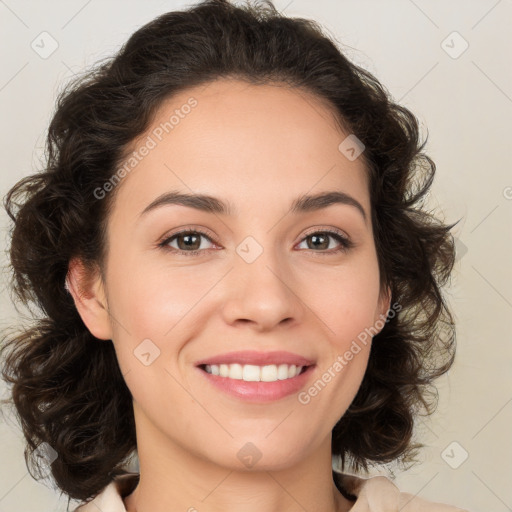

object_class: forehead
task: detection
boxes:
[111,78,370,219]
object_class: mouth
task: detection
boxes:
[194,350,316,402]
[196,363,316,403]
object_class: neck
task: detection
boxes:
[123,403,353,512]
[125,469,352,512]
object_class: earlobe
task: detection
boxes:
[380,285,392,318]
[66,257,113,341]
[374,284,392,333]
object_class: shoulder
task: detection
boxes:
[334,472,470,512]
[73,472,139,512]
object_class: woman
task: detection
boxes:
[1,1,468,511]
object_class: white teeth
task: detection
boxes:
[261,364,277,381]
[204,363,304,382]
[243,364,260,382]
[277,364,290,380]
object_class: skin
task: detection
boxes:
[68,78,391,512]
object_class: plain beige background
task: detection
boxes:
[0,1,511,511]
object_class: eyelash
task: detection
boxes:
[157,226,354,257]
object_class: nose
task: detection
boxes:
[220,244,304,332]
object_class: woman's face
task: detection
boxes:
[82,78,390,471]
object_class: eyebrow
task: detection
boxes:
[139,190,367,223]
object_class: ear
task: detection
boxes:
[65,257,113,340]
[373,284,392,334]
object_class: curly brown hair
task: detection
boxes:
[1,0,460,507]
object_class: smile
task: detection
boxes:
[197,363,316,403]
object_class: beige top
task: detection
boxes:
[73,471,469,511]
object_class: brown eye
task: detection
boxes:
[174,232,202,251]
[297,230,353,254]
[159,229,216,255]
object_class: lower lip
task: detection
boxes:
[196,365,316,403]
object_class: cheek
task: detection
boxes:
[108,254,211,339]
[106,256,223,387]
[308,258,382,346]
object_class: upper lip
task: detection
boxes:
[195,350,316,367]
